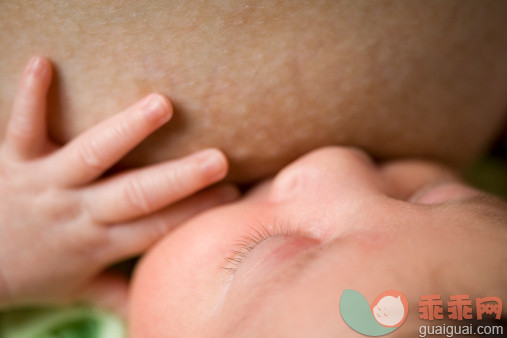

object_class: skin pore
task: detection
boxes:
[1,1,506,183]
[129,147,507,337]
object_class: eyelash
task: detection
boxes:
[222,220,303,274]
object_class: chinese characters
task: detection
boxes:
[419,295,502,321]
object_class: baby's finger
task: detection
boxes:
[101,185,239,261]
[83,149,229,223]
[47,93,172,187]
[3,57,52,160]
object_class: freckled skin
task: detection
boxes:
[0,1,506,183]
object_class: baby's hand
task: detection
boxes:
[0,57,238,309]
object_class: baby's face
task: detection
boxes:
[129,147,506,337]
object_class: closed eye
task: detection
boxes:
[221,220,312,274]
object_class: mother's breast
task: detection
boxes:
[0,1,506,183]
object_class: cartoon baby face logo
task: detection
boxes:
[371,290,408,328]
[340,289,408,336]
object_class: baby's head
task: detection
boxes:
[129,147,507,336]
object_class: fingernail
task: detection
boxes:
[198,149,227,181]
[26,57,45,76]
[142,94,172,124]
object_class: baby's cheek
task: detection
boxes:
[345,225,398,256]
[129,237,199,337]
[129,254,165,336]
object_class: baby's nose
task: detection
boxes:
[268,146,382,203]
[268,163,316,202]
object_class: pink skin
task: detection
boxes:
[130,147,507,337]
[0,57,239,314]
